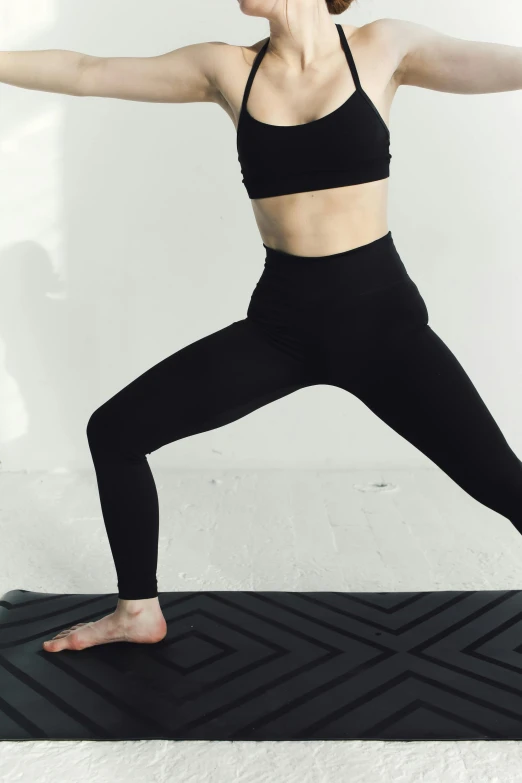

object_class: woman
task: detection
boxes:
[1,0,519,651]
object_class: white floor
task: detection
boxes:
[1,466,522,782]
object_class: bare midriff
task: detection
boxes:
[251,177,389,256]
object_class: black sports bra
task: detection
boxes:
[236,23,391,200]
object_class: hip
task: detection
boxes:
[246,231,429,348]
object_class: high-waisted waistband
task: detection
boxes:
[248,229,428,364]
[260,231,410,298]
[263,230,393,263]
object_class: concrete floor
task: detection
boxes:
[1,465,522,781]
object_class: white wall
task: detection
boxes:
[0,0,521,471]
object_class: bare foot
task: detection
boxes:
[42,606,167,652]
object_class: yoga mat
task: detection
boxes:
[1,588,522,741]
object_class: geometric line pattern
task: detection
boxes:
[1,588,522,740]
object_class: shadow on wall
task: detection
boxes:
[0,241,92,468]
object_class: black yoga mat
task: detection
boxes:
[1,588,522,741]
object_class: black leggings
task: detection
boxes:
[87,231,522,599]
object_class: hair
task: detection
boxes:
[326,0,355,13]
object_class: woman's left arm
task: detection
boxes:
[378,17,522,94]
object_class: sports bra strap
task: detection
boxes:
[335,23,362,92]
[240,26,360,118]
[240,38,270,116]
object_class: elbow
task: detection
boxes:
[75,54,99,97]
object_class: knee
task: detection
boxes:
[86,404,121,455]
[87,402,149,463]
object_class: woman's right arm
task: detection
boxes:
[0,41,224,103]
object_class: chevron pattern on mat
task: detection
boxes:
[1,588,522,741]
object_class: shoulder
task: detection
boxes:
[346,18,412,83]
[203,38,263,93]
[237,36,270,66]
[356,17,446,85]
[207,37,269,111]
[208,36,267,67]
[353,16,409,39]
[343,17,405,48]
[356,17,429,64]
[180,39,270,104]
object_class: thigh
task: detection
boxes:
[331,323,522,515]
[91,318,314,455]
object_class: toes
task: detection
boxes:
[43,636,76,652]
[43,639,63,651]
[44,623,88,648]
[52,622,90,639]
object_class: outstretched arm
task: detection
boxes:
[378,17,522,94]
[0,41,223,103]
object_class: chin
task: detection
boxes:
[237,0,274,19]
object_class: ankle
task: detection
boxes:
[117,596,161,616]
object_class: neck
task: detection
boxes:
[266,11,343,71]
